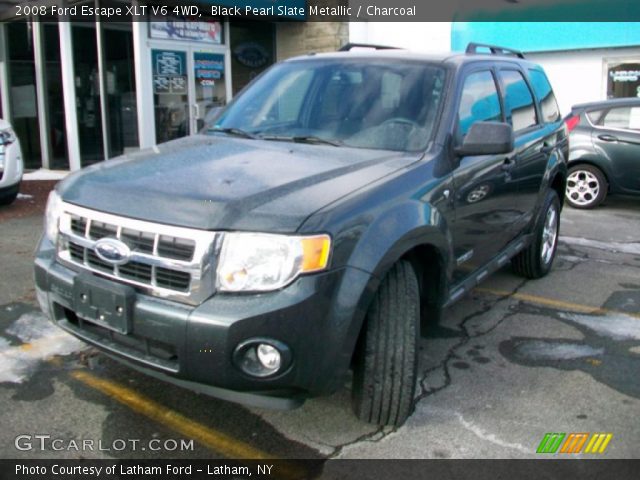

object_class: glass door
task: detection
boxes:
[192,49,227,132]
[152,46,228,144]
[152,48,189,144]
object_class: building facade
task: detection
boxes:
[351,22,640,113]
[0,0,347,172]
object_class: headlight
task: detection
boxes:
[0,128,16,146]
[44,191,63,243]
[217,233,331,292]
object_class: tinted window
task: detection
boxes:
[457,71,502,136]
[601,107,640,131]
[528,69,561,123]
[499,70,538,132]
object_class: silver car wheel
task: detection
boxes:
[566,169,600,206]
[540,204,558,265]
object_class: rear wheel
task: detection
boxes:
[512,189,560,279]
[565,165,607,209]
[351,260,419,426]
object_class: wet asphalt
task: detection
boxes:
[0,193,638,460]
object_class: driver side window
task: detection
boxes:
[457,71,503,137]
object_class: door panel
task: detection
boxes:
[192,51,227,132]
[152,48,189,144]
[497,68,548,229]
[450,69,520,283]
[593,106,640,193]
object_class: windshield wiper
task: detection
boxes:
[259,135,342,147]
[209,127,257,139]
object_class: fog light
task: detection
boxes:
[232,338,292,378]
[257,344,281,371]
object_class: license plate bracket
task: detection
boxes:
[73,273,135,334]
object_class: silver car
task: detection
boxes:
[0,118,23,205]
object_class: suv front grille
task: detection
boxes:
[57,203,217,305]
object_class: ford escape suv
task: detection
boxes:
[35,43,567,427]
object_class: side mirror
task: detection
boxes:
[455,121,514,156]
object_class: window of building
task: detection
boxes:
[499,70,538,132]
[72,23,105,165]
[103,22,139,156]
[457,70,502,136]
[6,20,42,169]
[44,23,69,170]
[230,22,274,96]
[606,61,640,99]
[528,69,561,123]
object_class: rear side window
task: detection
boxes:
[498,70,538,132]
[528,69,561,123]
[600,106,640,131]
[585,109,604,124]
[457,71,502,136]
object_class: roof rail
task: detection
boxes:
[339,43,401,52]
[465,43,525,59]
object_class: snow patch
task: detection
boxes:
[516,340,604,361]
[560,236,640,255]
[559,312,640,341]
[0,311,87,383]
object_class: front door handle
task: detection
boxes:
[598,134,618,142]
[501,157,516,171]
[541,142,554,154]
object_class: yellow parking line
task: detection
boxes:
[474,287,640,320]
[69,369,274,460]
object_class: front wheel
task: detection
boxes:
[512,190,560,279]
[351,260,419,427]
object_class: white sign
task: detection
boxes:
[149,17,222,45]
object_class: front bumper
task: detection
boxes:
[0,139,23,190]
[34,239,373,408]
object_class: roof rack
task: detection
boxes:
[465,43,525,59]
[339,43,401,52]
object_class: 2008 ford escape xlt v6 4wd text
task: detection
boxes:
[35,43,568,426]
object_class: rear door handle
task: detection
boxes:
[598,134,618,142]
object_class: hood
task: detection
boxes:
[58,135,420,232]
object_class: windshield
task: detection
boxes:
[210,59,446,152]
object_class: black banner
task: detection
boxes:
[1,0,640,22]
[2,459,640,480]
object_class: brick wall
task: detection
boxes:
[275,22,349,61]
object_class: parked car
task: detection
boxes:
[0,118,23,205]
[564,98,640,208]
[35,43,567,426]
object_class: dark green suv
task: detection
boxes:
[35,43,567,426]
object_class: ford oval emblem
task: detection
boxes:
[94,238,131,266]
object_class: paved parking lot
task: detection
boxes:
[1,182,639,460]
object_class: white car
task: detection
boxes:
[0,118,23,205]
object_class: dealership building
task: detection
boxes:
[0,2,639,174]
[0,0,346,172]
[353,22,640,113]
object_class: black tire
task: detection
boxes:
[565,164,607,209]
[352,260,419,426]
[0,183,20,206]
[512,190,560,279]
